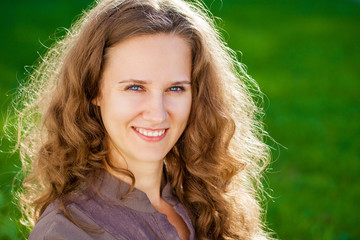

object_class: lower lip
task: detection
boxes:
[132,128,168,142]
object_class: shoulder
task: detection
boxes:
[28,203,116,240]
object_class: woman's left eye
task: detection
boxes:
[168,86,185,92]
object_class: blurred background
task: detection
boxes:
[0,0,359,239]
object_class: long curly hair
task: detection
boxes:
[12,0,272,239]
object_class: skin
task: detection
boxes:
[94,33,192,240]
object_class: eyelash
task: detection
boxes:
[125,84,185,93]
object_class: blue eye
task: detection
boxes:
[127,85,143,91]
[168,86,185,92]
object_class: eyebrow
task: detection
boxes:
[117,79,191,85]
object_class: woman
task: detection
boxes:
[15,0,272,239]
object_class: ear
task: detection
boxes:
[91,97,100,106]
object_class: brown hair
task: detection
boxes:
[12,0,272,239]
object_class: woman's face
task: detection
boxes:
[95,33,192,166]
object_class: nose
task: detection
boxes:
[142,92,169,124]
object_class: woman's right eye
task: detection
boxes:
[126,85,143,92]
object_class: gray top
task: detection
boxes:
[28,171,196,240]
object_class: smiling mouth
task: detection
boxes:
[132,127,167,137]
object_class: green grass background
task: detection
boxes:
[0,0,359,239]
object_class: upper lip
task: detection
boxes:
[132,126,169,131]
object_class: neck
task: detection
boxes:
[105,153,164,206]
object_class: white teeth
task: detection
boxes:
[134,127,166,137]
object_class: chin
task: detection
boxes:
[133,153,168,163]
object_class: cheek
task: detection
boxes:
[167,95,192,124]
[99,94,144,129]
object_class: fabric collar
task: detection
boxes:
[90,170,179,213]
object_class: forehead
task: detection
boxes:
[101,33,192,84]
